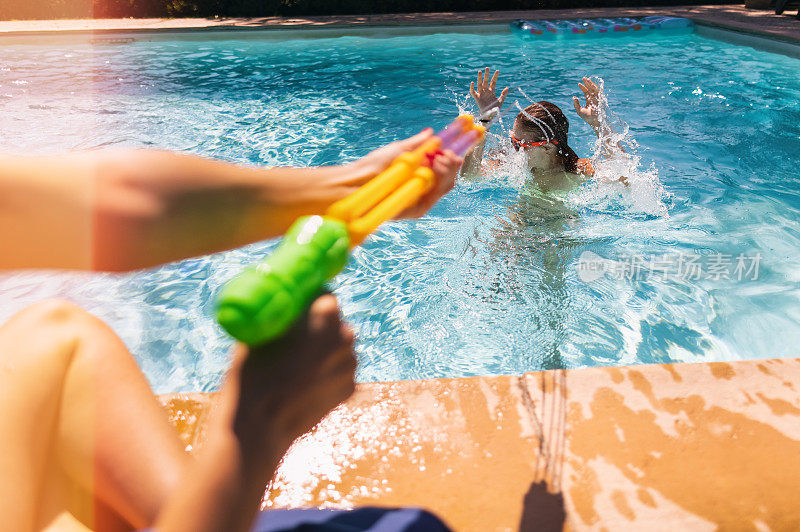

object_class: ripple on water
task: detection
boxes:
[1,31,800,391]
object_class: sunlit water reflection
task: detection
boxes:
[1,29,799,392]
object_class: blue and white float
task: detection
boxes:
[510,16,693,40]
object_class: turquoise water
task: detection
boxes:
[1,28,799,392]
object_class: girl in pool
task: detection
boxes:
[458,69,626,370]
[460,67,627,191]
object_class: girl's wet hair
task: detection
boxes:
[515,101,579,173]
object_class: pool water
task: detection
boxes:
[1,27,799,392]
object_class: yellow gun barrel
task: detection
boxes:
[327,137,441,222]
[347,166,435,245]
[327,115,483,245]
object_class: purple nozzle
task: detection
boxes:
[449,130,482,157]
[435,118,468,148]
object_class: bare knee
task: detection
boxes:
[10,299,92,330]
[1,300,110,354]
[5,300,137,381]
[21,299,85,321]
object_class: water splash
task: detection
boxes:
[568,76,671,218]
[3,33,799,389]
[460,77,670,217]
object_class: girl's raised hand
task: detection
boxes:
[573,76,604,130]
[469,67,509,116]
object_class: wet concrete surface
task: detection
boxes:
[160,358,800,531]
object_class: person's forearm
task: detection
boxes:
[0,153,95,272]
[154,365,295,532]
[92,150,373,271]
[590,123,625,156]
[0,150,370,272]
[587,123,630,186]
[155,426,283,532]
[459,137,486,181]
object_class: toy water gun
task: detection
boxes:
[215,116,484,346]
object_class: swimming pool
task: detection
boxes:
[1,25,799,393]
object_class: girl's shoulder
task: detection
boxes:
[483,159,502,174]
[576,158,594,177]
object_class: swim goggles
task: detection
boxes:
[510,133,558,151]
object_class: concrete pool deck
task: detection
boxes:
[1,5,799,44]
[161,357,800,530]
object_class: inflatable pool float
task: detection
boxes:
[510,16,693,40]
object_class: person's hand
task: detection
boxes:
[225,294,356,455]
[351,128,435,179]
[469,67,509,116]
[348,129,463,219]
[573,76,604,131]
[401,148,461,218]
[158,295,354,532]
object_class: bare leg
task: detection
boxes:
[0,300,189,531]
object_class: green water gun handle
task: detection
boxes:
[215,215,350,346]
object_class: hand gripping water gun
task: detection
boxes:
[215,116,484,346]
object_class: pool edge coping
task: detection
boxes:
[159,355,800,530]
[0,5,798,46]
